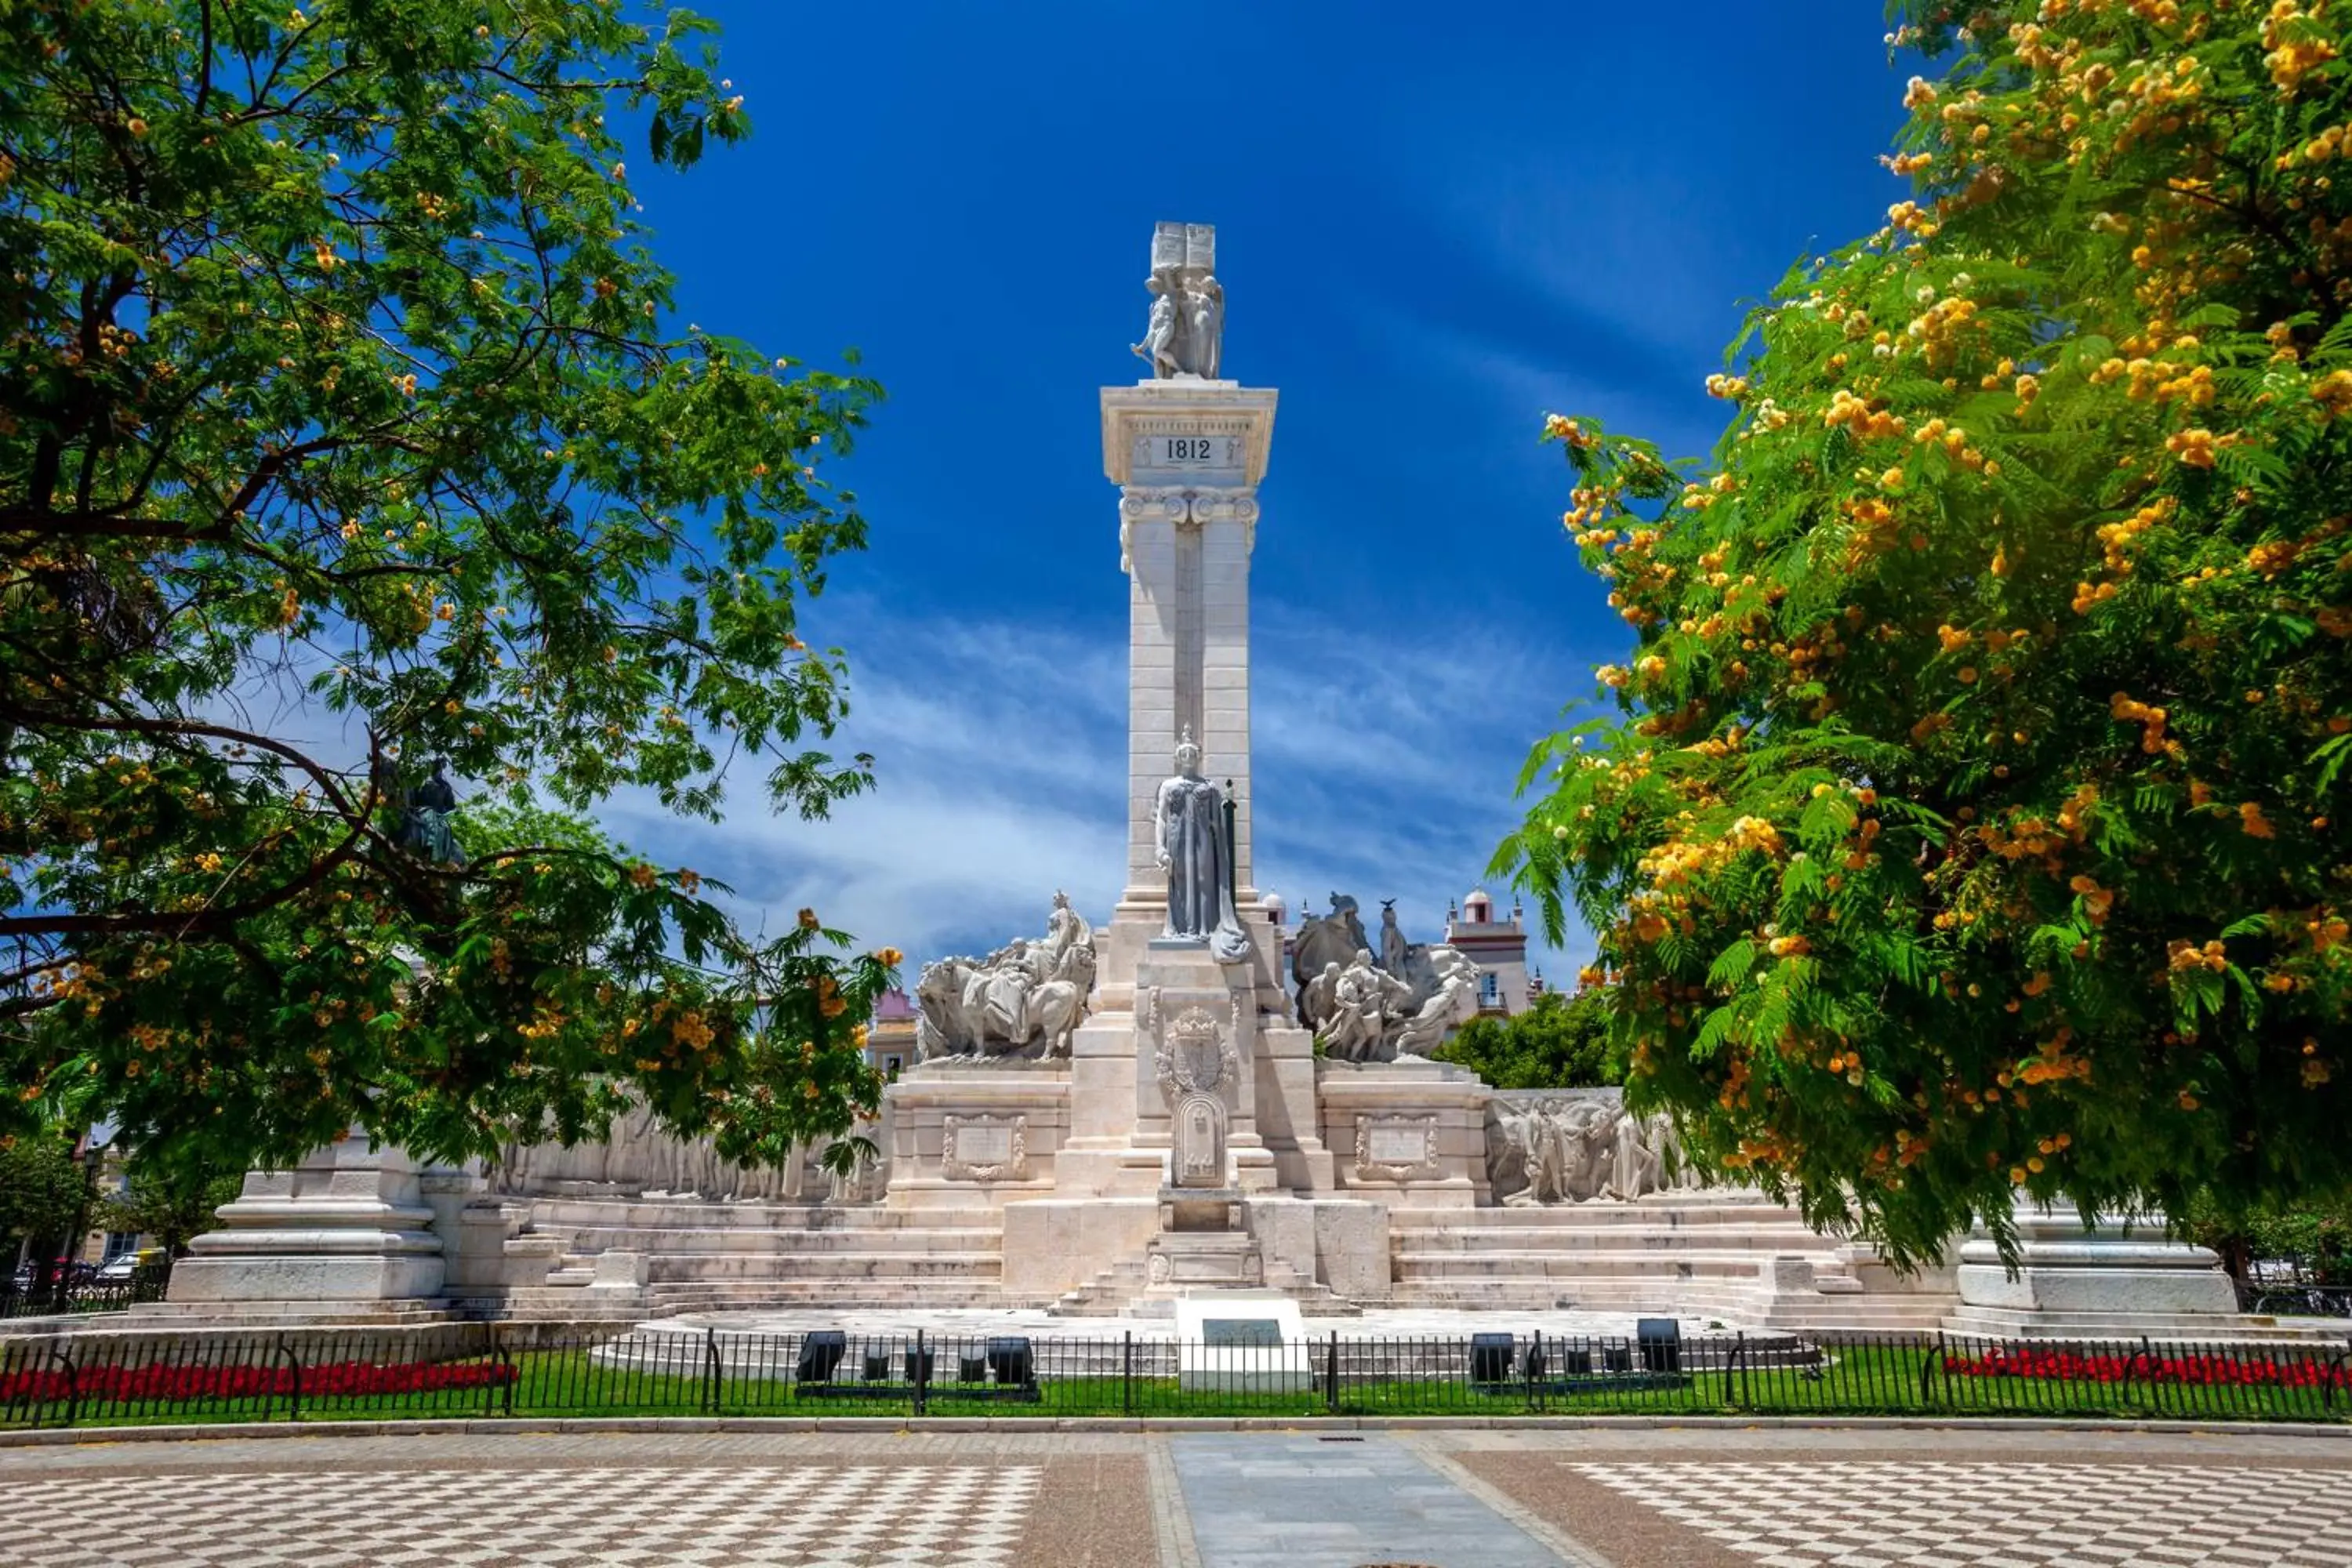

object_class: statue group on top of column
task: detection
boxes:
[1131,221,1224,380]
[1156,728,1252,965]
[913,891,1098,1061]
[1291,894,1483,1062]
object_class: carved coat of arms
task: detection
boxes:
[1141,988,1243,1108]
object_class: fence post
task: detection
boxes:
[1727,1331,1744,1410]
[1122,1332,1134,1417]
[914,1330,928,1417]
[1325,1332,1339,1416]
[702,1326,721,1415]
[1922,1332,1944,1410]
[49,1343,78,1430]
[277,1334,302,1423]
[1523,1330,1537,1415]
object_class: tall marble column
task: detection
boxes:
[1052,223,1332,1203]
[1105,387,1275,923]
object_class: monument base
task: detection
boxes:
[167,1132,447,1308]
[1946,1206,2245,1338]
[1316,1057,1492,1207]
[881,1059,1067,1208]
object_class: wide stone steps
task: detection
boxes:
[529,1203,997,1241]
[545,1225,1005,1256]
[513,1193,1016,1312]
[646,1282,1030,1311]
[1388,1201,1809,1229]
[1392,1228,1829,1255]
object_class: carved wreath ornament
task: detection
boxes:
[942,1113,1028,1183]
[1353,1114,1440,1183]
[1142,987,1243,1108]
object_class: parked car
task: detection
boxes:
[95,1254,140,1283]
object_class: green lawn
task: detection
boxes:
[5,1341,2345,1429]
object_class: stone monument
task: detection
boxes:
[149,220,2271,1339]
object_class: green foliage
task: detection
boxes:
[93,1149,243,1256]
[1436,989,1625,1089]
[2183,1192,2352,1283]
[0,2,891,1176]
[1498,0,2352,1265]
[0,1129,89,1250]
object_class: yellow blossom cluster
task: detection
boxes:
[2263,2,2339,94]
[2168,938,2230,973]
[1823,389,1905,440]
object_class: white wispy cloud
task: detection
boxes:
[601,591,1599,984]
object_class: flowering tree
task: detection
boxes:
[1498,0,2352,1264]
[1,2,893,1176]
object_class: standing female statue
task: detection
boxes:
[1153,727,1250,964]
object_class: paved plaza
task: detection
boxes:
[2,1425,2347,1566]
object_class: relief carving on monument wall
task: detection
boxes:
[1484,1091,1705,1206]
[1352,1113,1441,1183]
[942,1113,1029,1183]
[493,1105,884,1204]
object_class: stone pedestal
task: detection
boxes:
[1316,1058,1493,1207]
[1947,1205,2243,1337]
[882,1062,1066,1208]
[1144,1186,1264,1294]
[165,1131,446,1309]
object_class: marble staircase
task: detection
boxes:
[515,1196,1024,1313]
[1386,1197,1957,1330]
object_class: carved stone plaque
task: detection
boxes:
[1353,1114,1440,1183]
[1172,1090,1228,1189]
[942,1114,1027,1182]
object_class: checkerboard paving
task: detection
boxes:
[1571,1461,2352,1568]
[5,1463,1042,1567]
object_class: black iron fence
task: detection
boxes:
[3,1323,2350,1429]
[0,1264,172,1322]
[2234,1270,2352,1319]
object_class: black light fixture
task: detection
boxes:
[1637,1317,1682,1374]
[862,1344,891,1384]
[958,1348,990,1384]
[794,1330,847,1384]
[1468,1332,1515,1386]
[986,1336,1034,1388]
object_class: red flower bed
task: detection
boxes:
[1944,1348,2352,1391]
[0,1359,518,1406]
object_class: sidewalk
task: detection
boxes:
[1,1424,2344,1566]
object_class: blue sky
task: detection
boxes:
[604,3,1915,978]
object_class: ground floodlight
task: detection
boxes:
[862,1345,891,1383]
[958,1348,989,1384]
[1468,1331,1515,1386]
[794,1330,847,1383]
[1638,1317,1682,1374]
[986,1336,1034,1387]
